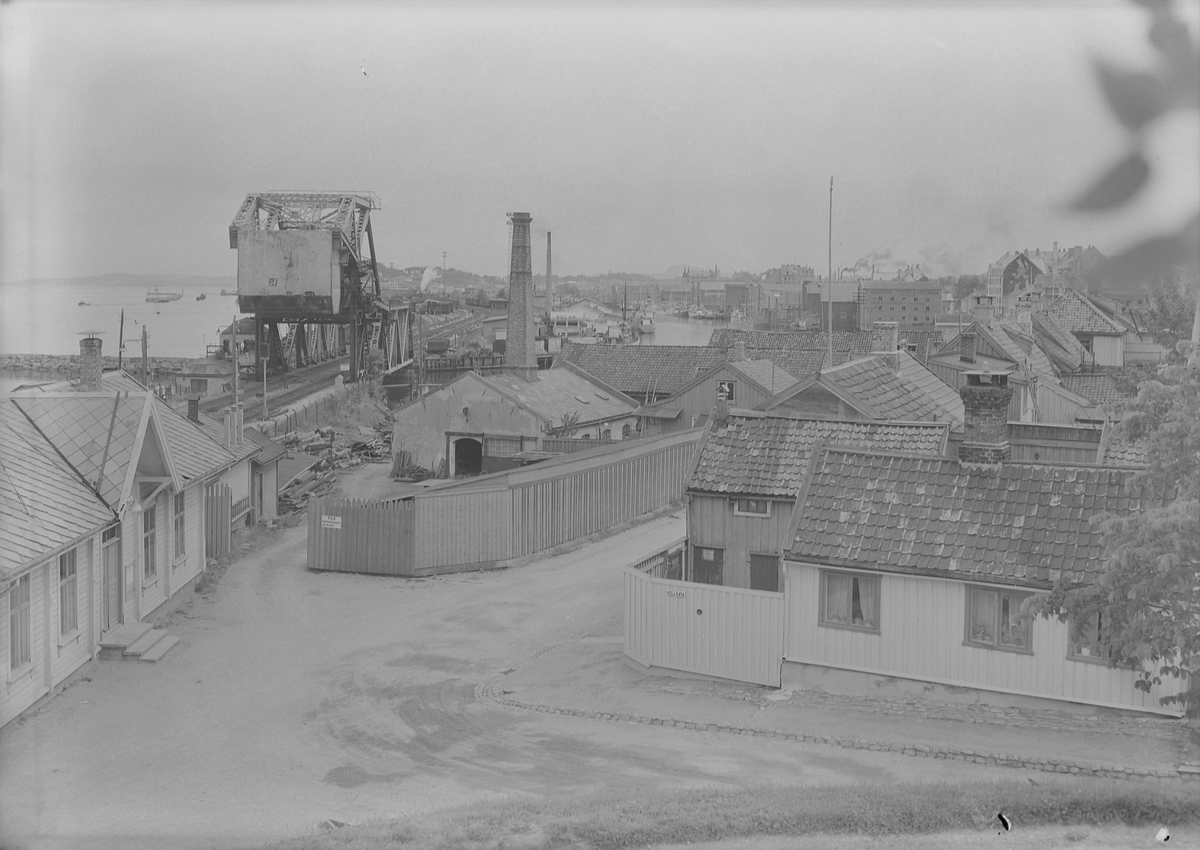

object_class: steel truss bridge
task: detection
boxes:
[229,191,413,382]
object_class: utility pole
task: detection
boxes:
[827,176,834,367]
[231,314,239,407]
[117,309,125,371]
[140,325,148,390]
[442,251,447,270]
[261,321,269,420]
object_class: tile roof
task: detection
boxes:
[1097,421,1147,466]
[485,367,638,426]
[896,350,966,429]
[788,448,1157,587]
[727,359,799,394]
[0,401,115,577]
[1030,313,1085,373]
[994,323,1059,379]
[10,394,148,508]
[1043,290,1127,336]
[821,356,961,425]
[687,414,949,497]
[557,343,726,396]
[1058,374,1134,406]
[711,328,946,369]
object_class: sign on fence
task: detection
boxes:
[320,515,342,530]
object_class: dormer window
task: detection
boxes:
[734,498,770,517]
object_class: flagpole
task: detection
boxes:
[828,176,834,367]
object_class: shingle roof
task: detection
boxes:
[557,343,726,396]
[485,367,637,426]
[896,350,966,429]
[0,401,115,577]
[727,359,799,394]
[687,414,949,497]
[788,448,1157,587]
[1059,374,1134,407]
[821,356,960,424]
[1044,290,1127,336]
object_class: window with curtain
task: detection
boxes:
[59,549,78,636]
[10,573,31,670]
[965,586,1031,652]
[820,570,879,632]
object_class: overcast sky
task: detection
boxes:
[2,0,1197,281]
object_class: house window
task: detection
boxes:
[692,546,723,585]
[1069,609,1115,663]
[734,498,770,517]
[965,586,1031,652]
[143,505,157,581]
[819,570,880,632]
[716,381,735,402]
[602,429,612,439]
[622,423,631,438]
[1079,336,1094,353]
[750,553,779,592]
[59,549,78,636]
[10,573,31,670]
[581,433,592,440]
[174,492,186,560]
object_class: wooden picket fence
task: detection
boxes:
[307,498,416,576]
[204,482,232,560]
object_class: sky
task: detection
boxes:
[1,0,1198,282]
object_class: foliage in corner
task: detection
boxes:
[547,410,582,438]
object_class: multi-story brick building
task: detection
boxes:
[857,280,941,329]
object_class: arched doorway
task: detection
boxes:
[452,437,482,477]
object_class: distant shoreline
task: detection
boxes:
[0,353,189,374]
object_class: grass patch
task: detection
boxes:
[260,779,1200,849]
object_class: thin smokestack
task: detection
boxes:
[546,231,552,305]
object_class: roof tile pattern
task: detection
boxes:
[11,395,146,508]
[0,402,115,577]
[728,359,799,394]
[557,344,726,396]
[1044,290,1127,336]
[822,356,958,424]
[1059,374,1133,406]
[789,449,1154,586]
[486,368,637,425]
[688,415,948,497]
[896,350,966,428]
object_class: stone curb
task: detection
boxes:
[474,648,1197,783]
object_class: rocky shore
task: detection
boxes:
[1,353,188,374]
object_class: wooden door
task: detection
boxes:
[102,530,122,631]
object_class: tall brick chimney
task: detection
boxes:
[959,331,977,364]
[506,212,538,382]
[958,371,1013,465]
[79,332,103,392]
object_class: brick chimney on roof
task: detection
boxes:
[79,333,103,392]
[506,212,538,382]
[958,371,1013,465]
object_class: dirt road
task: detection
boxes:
[0,503,1118,850]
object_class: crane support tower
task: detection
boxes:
[228,191,413,382]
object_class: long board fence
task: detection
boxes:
[308,428,703,576]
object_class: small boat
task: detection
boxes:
[636,311,656,334]
[146,287,184,303]
[196,293,207,301]
[220,288,237,296]
[78,301,90,306]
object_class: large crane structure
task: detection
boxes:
[228,191,413,382]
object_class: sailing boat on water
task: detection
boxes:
[146,286,183,303]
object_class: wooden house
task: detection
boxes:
[0,400,116,728]
[557,343,727,404]
[242,427,287,523]
[636,358,799,436]
[392,361,639,477]
[780,402,1184,715]
[1039,290,1127,368]
[684,412,950,592]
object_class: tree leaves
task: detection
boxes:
[1093,60,1169,129]
[1070,150,1150,211]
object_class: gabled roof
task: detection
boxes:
[557,343,726,396]
[1058,374,1135,407]
[687,413,949,497]
[994,322,1059,379]
[1043,290,1127,336]
[484,363,638,427]
[195,412,260,462]
[727,359,800,395]
[0,401,115,578]
[896,349,966,429]
[787,447,1158,588]
[242,427,288,465]
[1031,312,1085,373]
